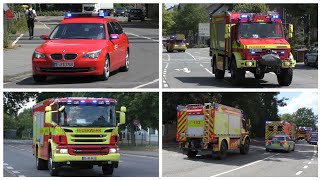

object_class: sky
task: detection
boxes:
[277,92,318,115]
[165,3,178,9]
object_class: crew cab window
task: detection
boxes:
[109,22,123,35]
[107,22,115,38]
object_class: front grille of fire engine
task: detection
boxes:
[251,49,287,56]
[69,146,109,155]
[64,54,77,60]
[39,68,91,73]
[70,134,107,143]
[51,54,63,60]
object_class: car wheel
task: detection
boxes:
[254,72,264,80]
[33,75,46,82]
[48,150,58,176]
[277,68,293,86]
[213,56,225,79]
[120,50,129,72]
[102,164,114,175]
[266,148,270,152]
[97,55,110,81]
[286,146,291,153]
[292,144,295,151]
[36,148,47,170]
[128,18,131,22]
[240,138,250,154]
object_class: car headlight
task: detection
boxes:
[33,50,46,59]
[83,49,102,59]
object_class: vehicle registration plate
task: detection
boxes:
[82,156,96,161]
[53,62,74,67]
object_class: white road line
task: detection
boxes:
[296,171,303,175]
[7,166,14,170]
[200,64,204,67]
[308,161,312,164]
[303,165,308,169]
[186,52,197,61]
[11,34,24,47]
[164,84,168,88]
[38,21,50,29]
[3,163,8,166]
[12,171,20,174]
[165,63,169,69]
[204,68,214,75]
[121,153,159,159]
[18,175,26,177]
[311,158,314,161]
[126,33,159,42]
[165,53,171,62]
[211,153,280,177]
[133,79,159,89]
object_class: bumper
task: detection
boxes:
[236,59,296,68]
[53,153,120,163]
[169,46,187,51]
[266,144,288,151]
[32,58,104,76]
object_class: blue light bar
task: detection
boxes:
[272,15,279,19]
[280,51,285,54]
[67,100,72,105]
[240,15,249,18]
[98,101,104,105]
[80,100,86,105]
[105,101,110,104]
[251,52,256,54]
[64,12,72,18]
[92,100,97,104]
[99,11,108,17]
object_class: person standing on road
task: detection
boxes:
[25,5,37,40]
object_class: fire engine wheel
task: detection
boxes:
[217,141,228,160]
[240,139,250,154]
[230,59,245,86]
[254,72,265,80]
[48,151,58,176]
[102,164,114,175]
[213,56,225,79]
[292,144,295,151]
[119,50,129,72]
[97,56,110,81]
[266,148,270,152]
[277,68,293,86]
[186,150,198,158]
[36,148,47,170]
[33,75,47,83]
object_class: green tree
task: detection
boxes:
[16,108,33,139]
[292,107,317,129]
[162,4,176,35]
[281,113,295,123]
[232,4,269,13]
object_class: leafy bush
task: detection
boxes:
[3,32,10,48]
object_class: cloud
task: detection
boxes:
[278,92,318,115]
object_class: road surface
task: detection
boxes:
[163,140,318,177]
[4,16,159,88]
[162,48,318,88]
[4,140,159,177]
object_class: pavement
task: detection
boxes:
[162,48,318,88]
[4,16,159,88]
[162,139,318,177]
[3,139,159,177]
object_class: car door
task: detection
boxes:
[287,136,293,150]
[106,22,120,71]
[111,22,126,66]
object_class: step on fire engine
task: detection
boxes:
[209,12,296,86]
[265,121,296,140]
[176,103,250,159]
[32,97,126,176]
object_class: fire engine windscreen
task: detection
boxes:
[59,105,116,127]
[240,23,283,38]
[50,23,106,40]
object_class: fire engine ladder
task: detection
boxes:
[203,104,211,148]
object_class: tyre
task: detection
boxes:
[304,58,309,66]
[286,146,291,153]
[128,18,131,22]
[186,150,198,158]
[217,140,228,160]
[102,164,114,175]
[230,58,245,86]
[240,139,250,154]
[48,151,58,176]
[119,50,129,72]
[36,148,47,170]
[277,68,293,86]
[97,55,110,81]
[33,75,46,82]
[266,148,270,152]
[213,56,225,79]
[254,73,264,80]
[292,144,295,151]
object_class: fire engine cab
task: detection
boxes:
[32,97,126,176]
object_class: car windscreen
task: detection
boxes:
[59,105,116,127]
[131,9,142,14]
[310,47,318,53]
[50,23,106,40]
[240,22,283,38]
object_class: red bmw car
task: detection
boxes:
[32,12,129,82]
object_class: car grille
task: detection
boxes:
[39,68,91,73]
[65,54,77,60]
[70,134,108,143]
[51,54,63,60]
[68,145,109,155]
[50,53,77,60]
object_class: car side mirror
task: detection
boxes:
[40,34,49,40]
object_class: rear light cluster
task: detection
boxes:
[281,141,287,145]
[176,133,180,142]
[265,140,271,145]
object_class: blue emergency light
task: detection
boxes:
[80,100,86,105]
[67,100,72,105]
[92,100,97,105]
[272,15,279,19]
[280,51,285,54]
[251,52,256,54]
[64,11,108,19]
[64,12,72,18]
[240,14,249,19]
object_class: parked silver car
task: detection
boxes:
[304,47,318,68]
[265,134,295,153]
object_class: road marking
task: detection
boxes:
[12,171,20,174]
[311,158,314,161]
[126,32,159,42]
[174,68,191,73]
[122,153,158,159]
[18,175,26,177]
[38,21,50,29]
[186,52,197,61]
[296,171,303,175]
[308,161,312,164]
[200,64,204,67]
[163,62,169,88]
[211,153,280,177]
[133,79,159,89]
[3,163,8,166]
[303,165,308,169]
[204,68,214,75]
[11,34,24,47]
[7,166,14,170]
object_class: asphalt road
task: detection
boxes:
[162,48,318,88]
[162,140,318,177]
[4,16,159,88]
[3,140,159,177]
